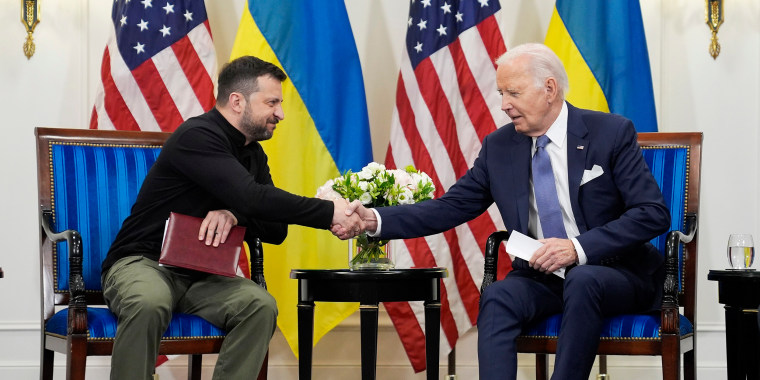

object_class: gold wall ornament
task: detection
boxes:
[705,0,724,59]
[21,0,40,59]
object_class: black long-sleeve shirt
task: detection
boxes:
[103,108,333,272]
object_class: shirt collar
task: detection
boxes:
[544,101,569,147]
[210,107,247,148]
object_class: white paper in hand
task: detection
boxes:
[504,231,565,279]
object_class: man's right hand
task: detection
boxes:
[331,199,365,240]
[331,200,378,239]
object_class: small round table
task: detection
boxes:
[290,268,448,380]
[708,269,760,380]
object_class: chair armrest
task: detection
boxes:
[249,238,266,290]
[481,230,511,292]
[660,212,697,333]
[40,208,89,332]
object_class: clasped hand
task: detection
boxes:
[330,200,377,240]
[529,238,578,273]
[330,199,368,240]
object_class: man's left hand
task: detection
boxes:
[198,210,238,247]
[529,238,578,273]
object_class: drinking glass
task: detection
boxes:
[727,234,755,270]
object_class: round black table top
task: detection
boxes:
[290,267,448,280]
[708,269,760,280]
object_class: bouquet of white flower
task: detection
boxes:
[316,162,435,269]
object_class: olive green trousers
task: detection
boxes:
[102,256,277,380]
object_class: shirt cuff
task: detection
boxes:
[572,238,587,265]
[367,208,382,237]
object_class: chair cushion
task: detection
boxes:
[520,313,693,340]
[45,307,226,340]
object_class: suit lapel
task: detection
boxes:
[566,104,589,233]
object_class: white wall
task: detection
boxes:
[1,0,758,378]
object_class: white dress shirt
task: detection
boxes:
[529,102,587,265]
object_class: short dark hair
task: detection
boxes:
[216,56,287,106]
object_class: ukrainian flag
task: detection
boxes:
[544,0,658,132]
[230,1,372,354]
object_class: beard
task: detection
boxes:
[241,105,277,141]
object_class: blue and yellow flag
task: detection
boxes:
[544,0,657,132]
[230,1,372,355]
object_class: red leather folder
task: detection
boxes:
[159,212,246,277]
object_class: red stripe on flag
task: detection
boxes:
[448,39,497,141]
[131,59,185,132]
[413,59,470,177]
[99,48,141,131]
[89,107,98,130]
[477,16,507,68]
[172,36,215,112]
[392,77,445,195]
[440,229,480,324]
[384,301,427,372]
[403,238,460,349]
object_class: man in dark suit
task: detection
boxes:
[339,43,670,380]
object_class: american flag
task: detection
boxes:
[90,0,219,368]
[383,0,512,372]
[90,0,216,131]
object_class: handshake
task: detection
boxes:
[329,199,378,240]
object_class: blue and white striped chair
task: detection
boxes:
[35,127,268,380]
[481,132,702,380]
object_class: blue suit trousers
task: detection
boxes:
[477,265,655,380]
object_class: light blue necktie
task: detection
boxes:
[532,135,567,239]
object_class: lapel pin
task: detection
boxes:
[577,145,584,150]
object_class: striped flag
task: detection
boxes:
[544,0,658,132]
[384,0,511,372]
[90,0,216,131]
[229,0,373,356]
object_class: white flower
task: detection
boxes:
[410,173,422,188]
[365,162,386,173]
[358,168,374,180]
[315,179,342,200]
[397,187,414,205]
[393,169,413,187]
[358,181,369,191]
[359,192,373,205]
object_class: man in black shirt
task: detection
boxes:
[102,56,363,380]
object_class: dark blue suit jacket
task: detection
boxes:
[376,103,670,286]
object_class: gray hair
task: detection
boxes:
[495,43,569,100]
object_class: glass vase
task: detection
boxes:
[348,233,394,270]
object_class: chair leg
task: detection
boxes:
[597,355,609,379]
[535,354,549,380]
[40,346,54,380]
[256,351,269,380]
[661,336,681,380]
[684,349,695,380]
[188,354,202,380]
[66,339,88,380]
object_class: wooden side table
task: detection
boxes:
[290,268,448,380]
[708,269,760,380]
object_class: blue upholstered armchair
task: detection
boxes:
[35,127,268,380]
[480,132,702,380]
